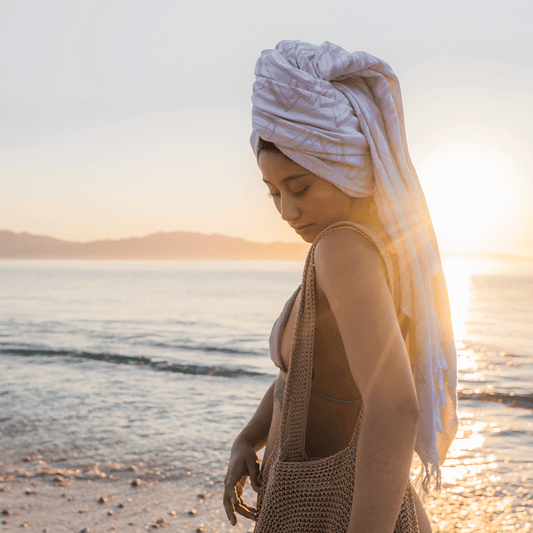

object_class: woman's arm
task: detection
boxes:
[223,376,276,525]
[235,376,276,453]
[314,230,420,533]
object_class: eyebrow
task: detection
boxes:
[262,173,312,185]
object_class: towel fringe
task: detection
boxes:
[412,461,442,503]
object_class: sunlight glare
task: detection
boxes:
[441,416,489,486]
[441,258,473,342]
[422,150,512,249]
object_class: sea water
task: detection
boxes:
[0,259,532,498]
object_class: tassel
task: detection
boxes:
[412,461,442,503]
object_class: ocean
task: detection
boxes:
[1,258,532,516]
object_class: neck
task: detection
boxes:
[350,197,395,253]
[348,196,374,225]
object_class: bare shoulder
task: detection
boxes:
[314,227,387,289]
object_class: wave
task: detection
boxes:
[0,346,266,378]
[458,390,533,410]
[146,340,262,356]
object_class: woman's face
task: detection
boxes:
[258,150,358,243]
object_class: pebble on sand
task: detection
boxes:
[152,517,169,528]
[97,497,107,503]
[131,479,142,487]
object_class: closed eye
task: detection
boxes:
[293,186,309,196]
[268,186,308,199]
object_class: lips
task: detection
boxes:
[291,223,312,232]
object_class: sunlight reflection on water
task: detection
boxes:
[442,412,489,486]
[433,258,533,496]
[442,258,474,342]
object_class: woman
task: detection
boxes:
[223,40,458,533]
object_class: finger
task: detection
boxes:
[238,498,257,515]
[222,492,238,526]
[234,498,258,521]
[235,475,248,496]
[246,455,261,493]
[224,471,245,504]
[224,467,243,495]
[223,478,241,526]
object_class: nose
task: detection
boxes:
[280,194,300,222]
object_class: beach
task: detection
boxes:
[1,440,533,533]
[0,455,240,533]
[1,259,533,532]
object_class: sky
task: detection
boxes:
[1,0,532,254]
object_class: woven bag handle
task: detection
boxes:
[278,221,395,461]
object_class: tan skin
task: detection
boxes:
[223,150,433,533]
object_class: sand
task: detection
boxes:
[0,457,255,533]
[1,456,532,533]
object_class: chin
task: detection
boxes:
[293,224,323,243]
[296,229,319,244]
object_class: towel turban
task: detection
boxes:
[251,40,458,491]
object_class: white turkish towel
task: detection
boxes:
[251,40,458,491]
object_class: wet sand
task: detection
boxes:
[0,454,254,533]
[2,453,533,533]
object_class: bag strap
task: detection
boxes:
[277,221,394,461]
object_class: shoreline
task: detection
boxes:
[2,451,533,533]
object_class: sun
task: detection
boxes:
[418,149,512,251]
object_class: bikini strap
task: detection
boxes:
[315,221,394,297]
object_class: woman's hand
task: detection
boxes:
[223,435,261,526]
[222,376,275,526]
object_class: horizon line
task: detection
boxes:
[1,228,532,260]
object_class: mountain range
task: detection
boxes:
[1,230,532,262]
[0,230,309,260]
